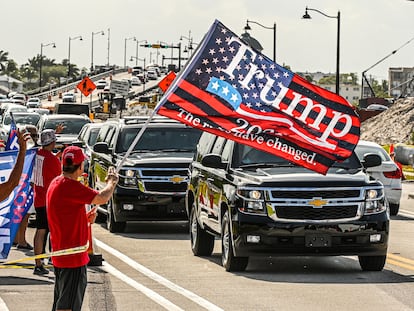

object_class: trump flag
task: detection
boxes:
[156,20,360,174]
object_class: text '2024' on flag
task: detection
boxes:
[155,20,360,175]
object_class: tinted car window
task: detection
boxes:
[43,119,90,134]
[233,143,361,170]
[3,114,40,125]
[117,127,202,153]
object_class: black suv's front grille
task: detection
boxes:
[276,205,358,220]
[271,190,361,199]
[144,182,188,192]
[266,187,364,222]
[137,168,189,194]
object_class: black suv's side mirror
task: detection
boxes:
[93,142,111,154]
[201,154,227,169]
[362,153,382,168]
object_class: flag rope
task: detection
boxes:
[0,242,89,267]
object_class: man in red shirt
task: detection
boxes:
[32,129,62,275]
[47,146,118,311]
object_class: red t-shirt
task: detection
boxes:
[33,149,61,208]
[47,176,98,268]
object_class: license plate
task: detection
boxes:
[305,235,331,247]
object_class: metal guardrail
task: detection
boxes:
[28,68,127,100]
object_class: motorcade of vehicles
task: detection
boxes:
[354,140,402,215]
[186,132,389,272]
[37,114,91,150]
[89,116,202,233]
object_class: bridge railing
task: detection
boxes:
[27,68,127,100]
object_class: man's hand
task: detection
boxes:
[17,129,29,151]
[105,166,119,183]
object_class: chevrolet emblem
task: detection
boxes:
[170,176,185,184]
[307,197,328,208]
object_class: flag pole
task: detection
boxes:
[115,108,158,173]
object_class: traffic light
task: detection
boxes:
[140,43,170,48]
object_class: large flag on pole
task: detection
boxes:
[0,116,36,259]
[156,20,360,174]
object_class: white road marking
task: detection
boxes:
[0,297,9,311]
[102,262,184,311]
[95,239,224,311]
[399,209,414,218]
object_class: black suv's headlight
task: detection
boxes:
[119,169,137,188]
[363,188,386,215]
[236,189,266,215]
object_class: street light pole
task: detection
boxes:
[91,30,104,74]
[68,35,82,83]
[135,40,147,67]
[303,7,341,95]
[244,20,276,62]
[124,36,136,68]
[39,42,56,89]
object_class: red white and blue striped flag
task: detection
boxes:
[156,20,360,174]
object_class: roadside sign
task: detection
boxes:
[77,77,96,97]
[110,80,130,96]
[158,71,177,93]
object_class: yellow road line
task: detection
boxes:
[387,253,414,271]
[387,253,414,265]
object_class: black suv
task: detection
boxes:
[186,132,389,272]
[89,116,202,232]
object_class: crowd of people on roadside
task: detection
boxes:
[1,126,119,311]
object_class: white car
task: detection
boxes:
[354,140,402,215]
[95,79,108,90]
[26,97,41,108]
[62,92,77,103]
[130,76,141,86]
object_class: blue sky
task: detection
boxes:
[2,0,413,81]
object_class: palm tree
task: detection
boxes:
[0,50,10,73]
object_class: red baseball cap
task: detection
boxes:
[62,146,87,166]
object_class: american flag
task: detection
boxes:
[156,20,360,174]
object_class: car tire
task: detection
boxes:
[107,198,126,233]
[358,255,386,271]
[389,203,399,216]
[190,206,214,256]
[221,211,248,272]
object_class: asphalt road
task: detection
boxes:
[1,182,414,311]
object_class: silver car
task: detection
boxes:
[354,140,402,215]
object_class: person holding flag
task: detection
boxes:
[0,115,35,259]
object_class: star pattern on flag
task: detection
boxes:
[186,24,294,113]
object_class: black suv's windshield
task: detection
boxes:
[117,127,202,153]
[43,119,90,134]
[233,144,362,171]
